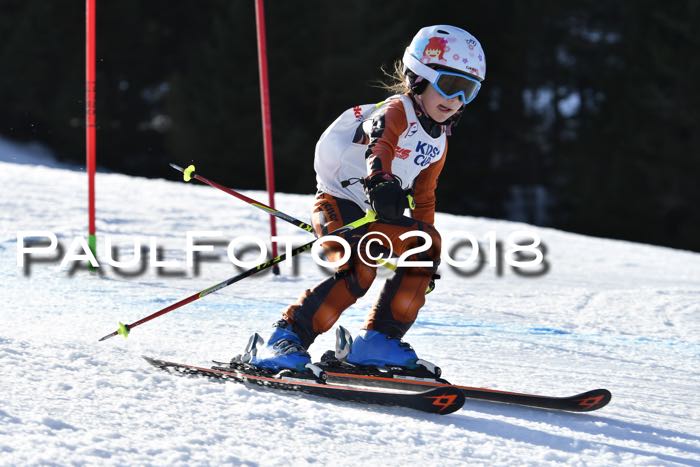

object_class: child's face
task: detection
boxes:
[418,85,462,123]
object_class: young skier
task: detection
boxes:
[238,25,486,373]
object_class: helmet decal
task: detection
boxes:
[423,37,448,62]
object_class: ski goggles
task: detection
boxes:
[403,48,482,105]
[430,71,481,105]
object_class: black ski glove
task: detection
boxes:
[364,172,408,222]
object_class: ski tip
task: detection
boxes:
[183,164,196,182]
[142,356,171,369]
[423,386,466,415]
[572,388,612,411]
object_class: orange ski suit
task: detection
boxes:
[283,96,447,348]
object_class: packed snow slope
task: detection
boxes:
[1,158,699,466]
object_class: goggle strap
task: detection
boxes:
[402,49,440,84]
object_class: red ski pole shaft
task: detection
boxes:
[98,210,376,342]
[169,164,420,282]
[170,163,313,233]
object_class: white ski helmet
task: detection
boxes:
[404,25,486,80]
[402,25,486,105]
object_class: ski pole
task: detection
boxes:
[170,163,314,233]
[170,163,400,274]
[98,210,377,342]
[169,164,439,293]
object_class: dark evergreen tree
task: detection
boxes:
[0,1,697,250]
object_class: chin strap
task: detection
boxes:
[444,106,465,136]
[408,93,463,137]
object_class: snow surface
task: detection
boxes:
[1,152,699,466]
[0,137,62,168]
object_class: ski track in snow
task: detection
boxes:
[1,160,699,466]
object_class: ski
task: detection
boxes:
[312,355,611,412]
[143,356,465,415]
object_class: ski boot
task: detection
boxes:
[346,329,419,369]
[319,326,442,379]
[231,320,322,379]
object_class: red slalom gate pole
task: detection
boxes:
[254,0,280,275]
[86,0,97,261]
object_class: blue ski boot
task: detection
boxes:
[337,326,441,377]
[346,329,419,368]
[235,321,311,372]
